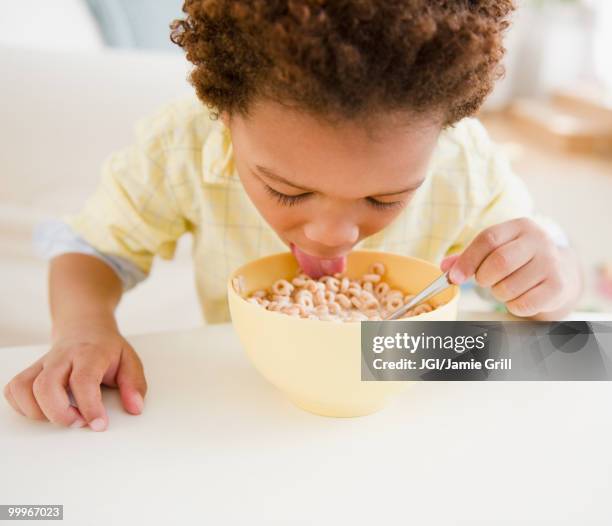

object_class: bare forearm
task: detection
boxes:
[49,253,123,339]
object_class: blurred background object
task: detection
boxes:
[483,0,612,157]
[477,0,612,319]
[0,0,183,52]
[83,0,182,52]
[0,0,105,50]
[0,0,610,346]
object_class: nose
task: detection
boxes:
[303,217,359,251]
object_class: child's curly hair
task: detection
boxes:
[171,0,514,126]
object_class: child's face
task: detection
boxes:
[224,100,441,276]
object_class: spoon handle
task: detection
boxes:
[385,271,452,321]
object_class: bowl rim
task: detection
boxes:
[227,249,460,323]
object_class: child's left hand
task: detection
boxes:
[440,218,582,320]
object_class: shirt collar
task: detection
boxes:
[201,118,237,185]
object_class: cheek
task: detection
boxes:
[358,196,414,237]
[264,204,306,232]
[239,173,304,231]
[358,209,403,237]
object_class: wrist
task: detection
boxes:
[51,311,119,343]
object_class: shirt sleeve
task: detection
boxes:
[63,113,191,277]
[32,219,147,291]
[445,121,569,255]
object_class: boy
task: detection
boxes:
[4,0,582,431]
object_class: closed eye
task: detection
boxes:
[264,183,405,211]
[365,197,405,211]
[264,185,312,206]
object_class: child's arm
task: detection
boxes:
[4,99,203,430]
[3,254,147,432]
[49,253,123,335]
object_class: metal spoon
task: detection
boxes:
[384,271,452,321]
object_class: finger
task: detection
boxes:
[440,254,460,273]
[490,254,549,303]
[32,362,86,428]
[4,383,25,416]
[116,344,147,415]
[449,219,526,284]
[475,238,535,288]
[8,361,48,421]
[69,354,110,432]
[506,278,565,318]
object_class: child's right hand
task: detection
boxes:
[3,323,147,432]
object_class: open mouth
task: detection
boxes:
[290,243,348,279]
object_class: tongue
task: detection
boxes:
[291,244,347,279]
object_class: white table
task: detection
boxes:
[1,312,611,525]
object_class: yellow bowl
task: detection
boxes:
[228,250,459,417]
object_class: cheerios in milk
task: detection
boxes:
[233,263,437,322]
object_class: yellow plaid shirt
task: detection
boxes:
[65,95,555,323]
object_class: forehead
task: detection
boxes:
[229,100,441,196]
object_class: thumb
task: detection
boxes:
[440,254,461,273]
[116,344,147,415]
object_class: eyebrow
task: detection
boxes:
[254,165,425,197]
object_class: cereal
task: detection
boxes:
[335,293,351,309]
[292,276,307,287]
[323,290,336,303]
[235,262,440,322]
[362,281,374,294]
[347,286,361,297]
[328,301,342,315]
[384,296,403,311]
[350,296,363,310]
[369,262,386,276]
[306,280,320,294]
[272,279,293,296]
[374,282,390,297]
[320,276,340,292]
[359,290,377,303]
[411,303,433,315]
[295,290,314,309]
[313,289,326,306]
